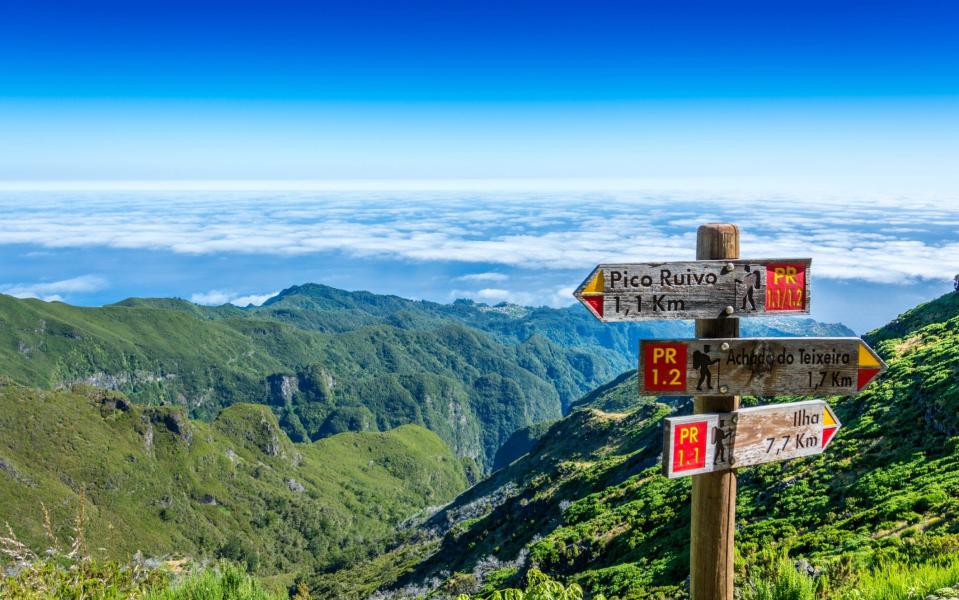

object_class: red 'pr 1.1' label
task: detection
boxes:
[672,421,708,473]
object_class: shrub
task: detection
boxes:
[742,553,820,600]
[0,558,169,600]
[145,564,283,600]
[453,568,605,600]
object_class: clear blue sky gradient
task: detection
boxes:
[0,0,957,185]
[3,0,958,101]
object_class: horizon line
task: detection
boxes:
[0,178,953,200]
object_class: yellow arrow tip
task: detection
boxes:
[858,342,881,368]
[822,406,838,427]
[582,269,604,295]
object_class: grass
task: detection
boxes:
[0,495,289,600]
[838,558,959,600]
[742,553,821,600]
[144,564,285,600]
[741,553,959,600]
[0,559,286,600]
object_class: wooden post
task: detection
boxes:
[690,223,740,600]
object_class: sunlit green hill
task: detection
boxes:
[1,285,852,470]
[337,290,959,599]
[0,383,466,577]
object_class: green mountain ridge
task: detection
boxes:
[1,285,852,471]
[333,290,959,599]
[0,292,599,470]
[0,382,467,580]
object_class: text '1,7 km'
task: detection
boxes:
[573,259,811,321]
[663,399,841,478]
[640,337,886,397]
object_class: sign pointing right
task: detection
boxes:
[663,399,842,478]
[640,337,886,397]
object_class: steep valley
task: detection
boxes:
[324,291,959,599]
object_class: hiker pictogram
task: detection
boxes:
[736,265,761,312]
[692,345,720,391]
[712,417,735,465]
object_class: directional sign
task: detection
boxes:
[662,399,841,478]
[573,259,811,321]
[640,337,886,396]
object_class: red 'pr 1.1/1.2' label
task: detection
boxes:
[765,263,806,312]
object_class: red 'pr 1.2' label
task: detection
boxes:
[643,342,687,391]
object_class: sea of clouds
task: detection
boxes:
[0,190,956,320]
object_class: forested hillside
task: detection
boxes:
[339,290,959,600]
[0,285,852,470]
[0,382,467,579]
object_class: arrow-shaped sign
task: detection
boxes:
[640,337,886,396]
[574,259,811,321]
[662,399,841,478]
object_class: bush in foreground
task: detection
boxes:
[452,568,605,600]
[741,550,959,600]
[0,558,285,600]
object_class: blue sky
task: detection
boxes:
[3,1,957,101]
[1,0,957,188]
[0,1,956,331]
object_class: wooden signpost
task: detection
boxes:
[572,223,886,600]
[573,258,811,321]
[662,399,841,478]
[639,337,886,397]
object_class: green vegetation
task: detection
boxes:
[741,553,821,600]
[452,568,601,600]
[341,291,959,599]
[0,285,852,470]
[0,558,170,600]
[0,282,894,598]
[0,502,284,600]
[835,558,959,600]
[146,564,283,600]
[0,383,466,576]
[0,557,285,600]
[493,420,559,471]
[0,288,626,469]
[741,552,959,600]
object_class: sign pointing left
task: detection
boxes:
[575,259,811,321]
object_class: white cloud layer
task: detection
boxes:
[0,192,957,286]
[455,272,508,282]
[190,290,278,307]
[1,275,107,302]
[449,285,578,308]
